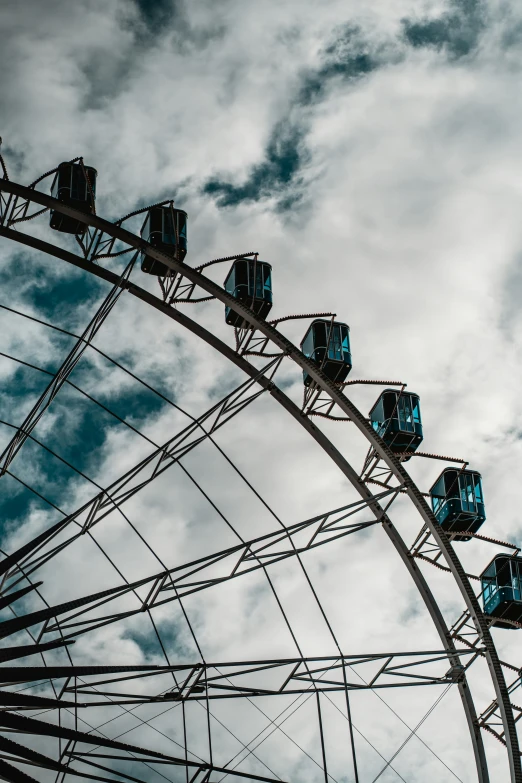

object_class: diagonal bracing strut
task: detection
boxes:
[0,256,136,478]
[0,495,387,644]
[57,648,482,706]
[0,356,283,591]
[0,649,482,709]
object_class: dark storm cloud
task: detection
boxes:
[0,254,168,540]
[28,271,103,327]
[78,1,176,108]
[0,254,104,331]
[402,0,485,59]
[203,121,307,209]
[133,0,225,51]
[123,614,194,658]
[0,474,44,539]
[202,24,379,210]
[203,0,487,210]
[0,354,168,536]
[297,24,379,106]
[135,0,179,30]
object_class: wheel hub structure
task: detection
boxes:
[0,158,520,782]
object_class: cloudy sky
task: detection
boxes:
[1,0,522,780]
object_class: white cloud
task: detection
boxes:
[1,0,522,780]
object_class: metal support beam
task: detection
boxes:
[0,181,510,779]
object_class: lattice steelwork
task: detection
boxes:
[0,149,520,782]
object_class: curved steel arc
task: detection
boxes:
[0,209,491,779]
[0,182,510,778]
[0,224,491,781]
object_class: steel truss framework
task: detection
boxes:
[0,648,483,709]
[0,167,519,782]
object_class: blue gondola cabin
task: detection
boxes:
[430,468,485,541]
[369,390,423,459]
[481,555,522,628]
[141,206,187,276]
[300,320,351,386]
[49,162,97,234]
[224,258,272,327]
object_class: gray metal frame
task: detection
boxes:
[0,178,519,781]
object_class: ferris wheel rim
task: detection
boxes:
[0,178,518,781]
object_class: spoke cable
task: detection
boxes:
[0,258,135,478]
[201,431,465,782]
[2,345,357,779]
[370,684,461,783]
[0,296,474,780]
[0,302,207,424]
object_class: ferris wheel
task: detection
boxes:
[0,148,521,783]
